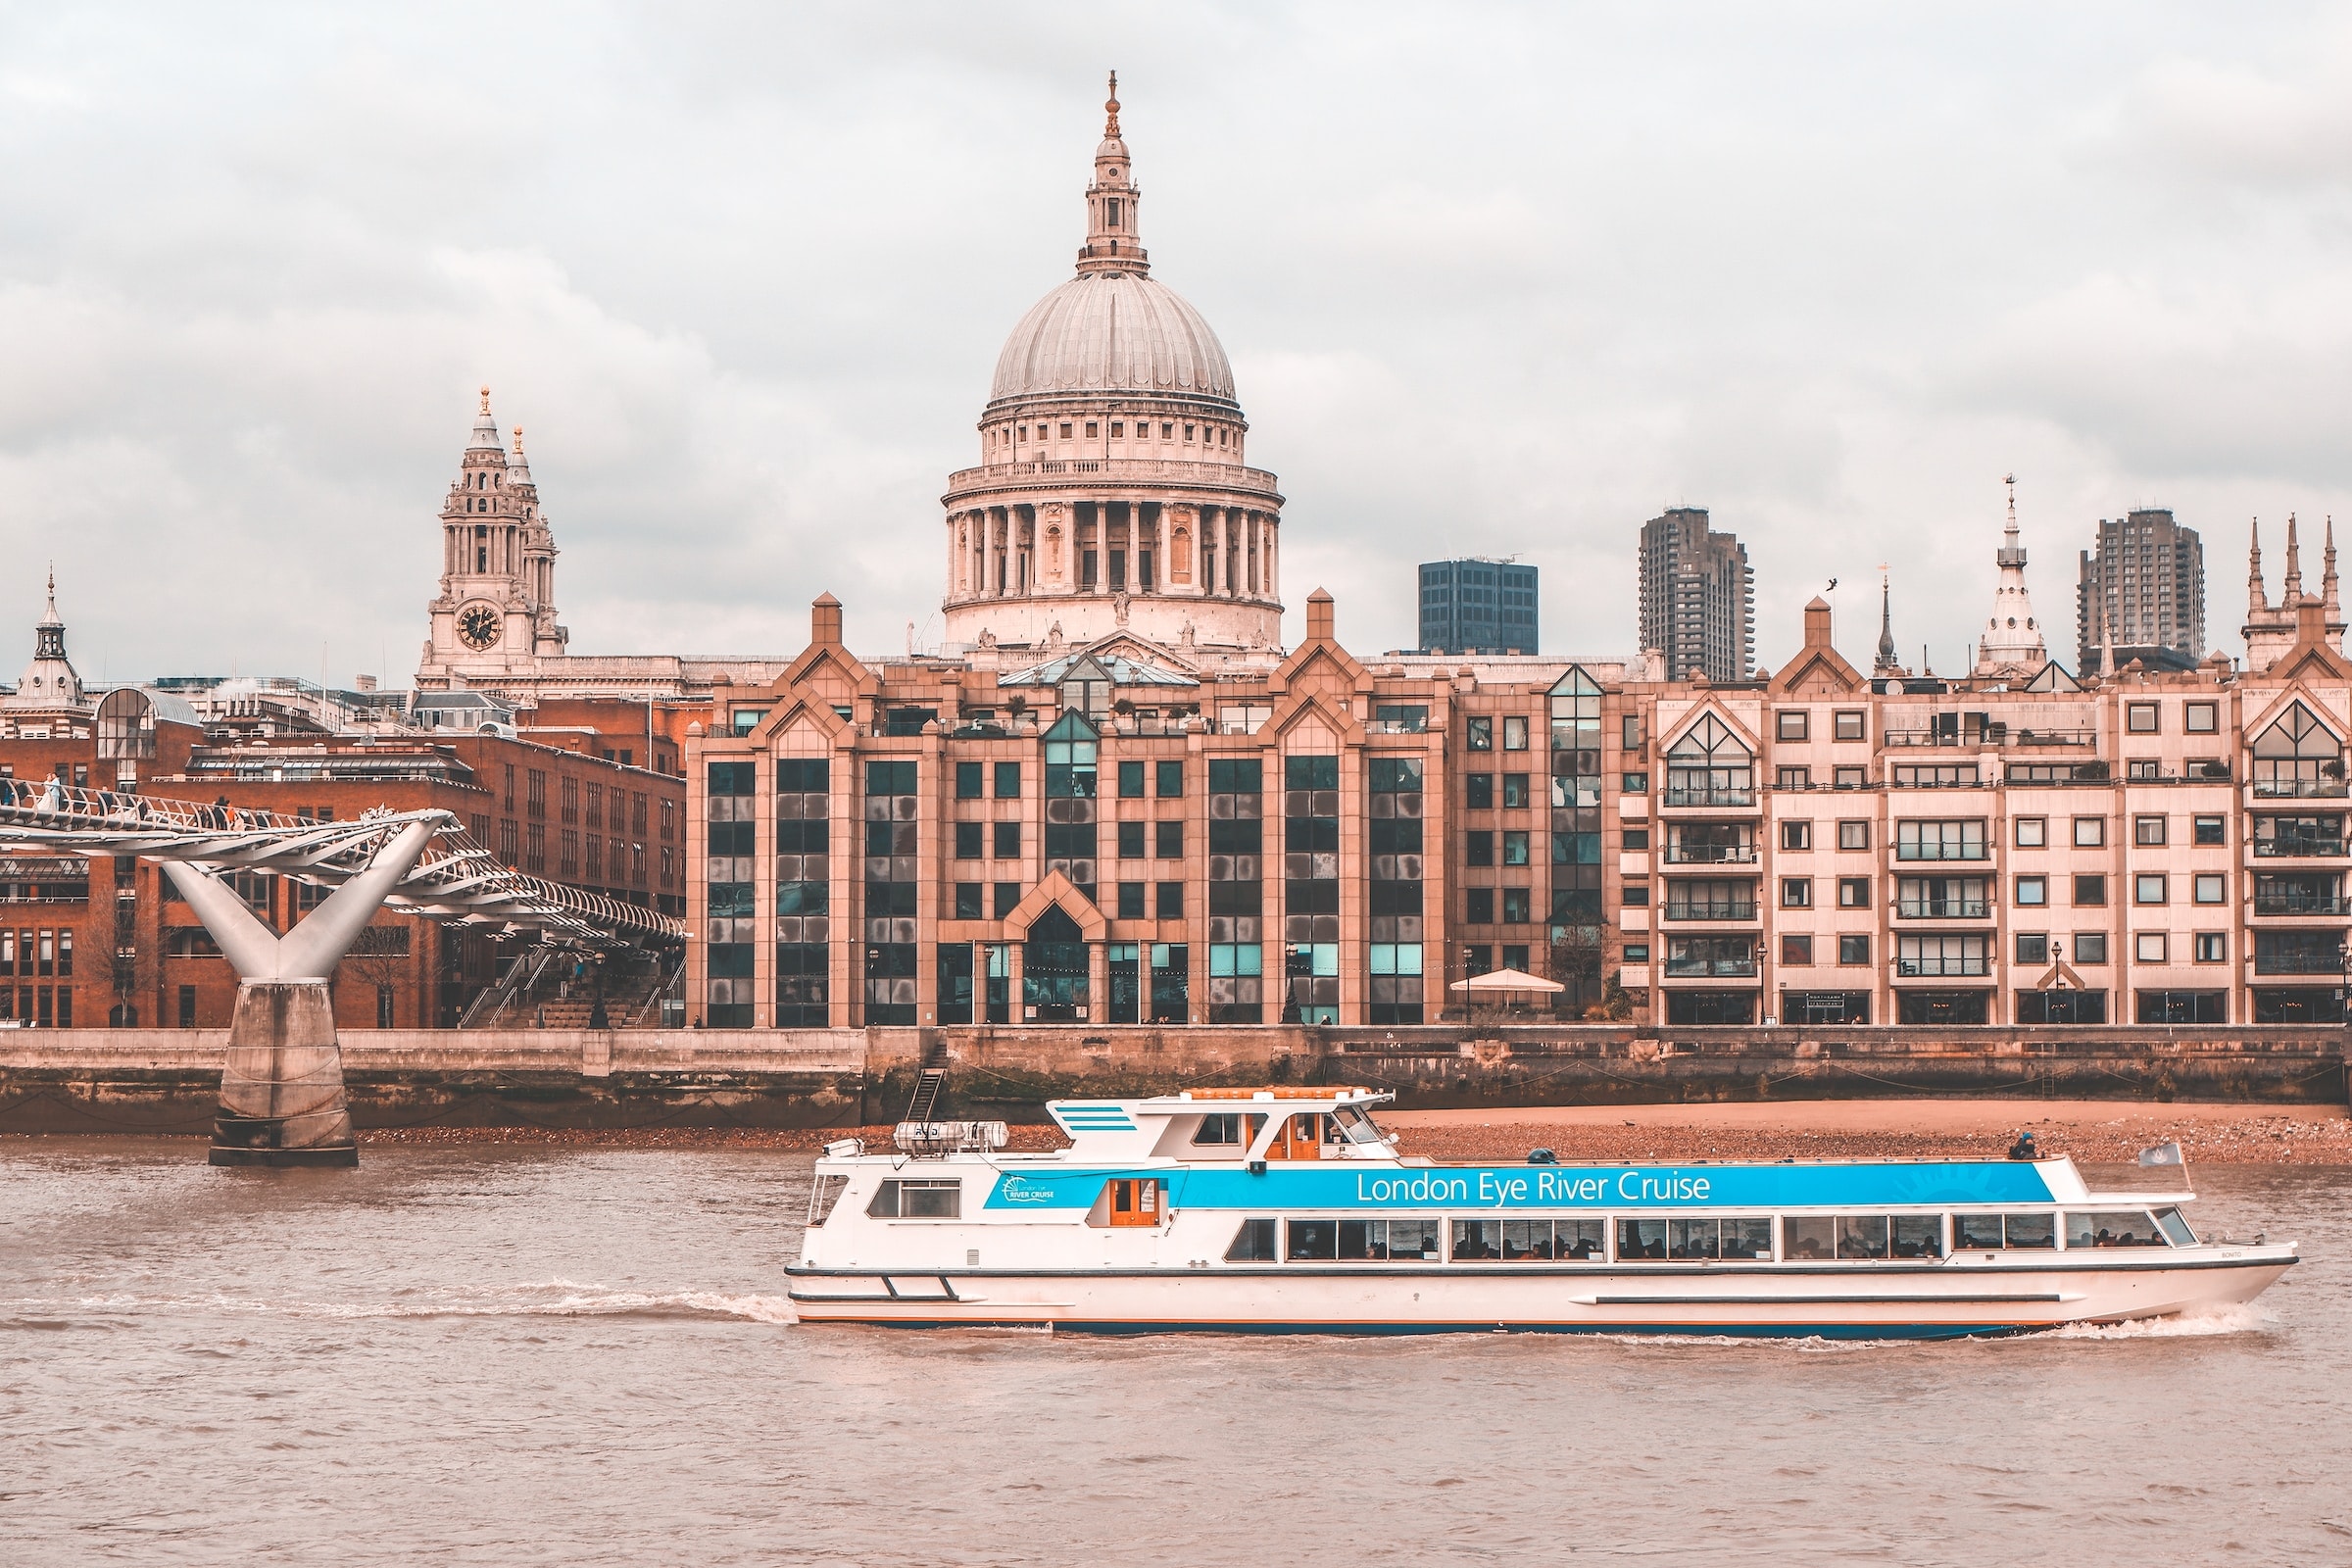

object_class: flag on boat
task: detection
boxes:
[2137,1141,2184,1166]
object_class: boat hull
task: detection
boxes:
[786,1253,2294,1337]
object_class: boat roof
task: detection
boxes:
[1046,1087,1390,1143]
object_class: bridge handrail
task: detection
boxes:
[0,781,684,951]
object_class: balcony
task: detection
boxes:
[2253,892,2347,915]
[1883,725,2095,749]
[1662,902,1758,922]
[1894,957,1990,977]
[1662,844,1758,865]
[1895,900,1990,920]
[1663,955,1758,978]
[1893,845,1989,862]
[2252,778,2350,799]
[2253,837,2348,859]
[2253,950,2349,976]
[1663,789,1755,808]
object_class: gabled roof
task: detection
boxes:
[1767,597,1864,695]
[1001,645,1199,688]
[2023,661,2082,692]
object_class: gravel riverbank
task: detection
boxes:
[349,1100,2352,1164]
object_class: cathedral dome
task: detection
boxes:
[988,270,1236,410]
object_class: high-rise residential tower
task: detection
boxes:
[1638,507,1754,682]
[2076,509,2204,675]
[1417,558,1538,654]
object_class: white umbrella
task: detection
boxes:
[1446,966,1563,995]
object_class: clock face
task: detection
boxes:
[457,605,502,651]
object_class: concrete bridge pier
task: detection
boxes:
[165,818,438,1170]
[210,981,356,1167]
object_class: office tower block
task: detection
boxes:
[1639,507,1755,682]
[1417,559,1539,655]
[2077,510,2205,674]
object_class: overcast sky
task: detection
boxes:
[6,3,2351,687]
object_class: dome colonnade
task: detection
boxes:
[942,75,1285,656]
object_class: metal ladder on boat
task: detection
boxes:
[902,1039,949,1129]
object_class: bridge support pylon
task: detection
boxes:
[210,981,357,1167]
[164,818,439,1171]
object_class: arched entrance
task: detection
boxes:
[1024,905,1090,1021]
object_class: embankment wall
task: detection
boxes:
[1,1023,2342,1134]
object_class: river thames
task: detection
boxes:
[4,1139,2345,1565]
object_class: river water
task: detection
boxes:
[3,1139,2345,1566]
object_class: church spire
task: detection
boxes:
[1076,71,1149,276]
[1976,473,2047,677]
[1873,565,1902,676]
[2284,513,2304,604]
[2248,516,2270,614]
[2325,515,2340,619]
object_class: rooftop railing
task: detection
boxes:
[946,458,1284,491]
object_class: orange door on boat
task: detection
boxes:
[1107,1178,1163,1227]
[1269,1113,1322,1161]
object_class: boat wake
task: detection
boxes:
[2044,1301,2278,1340]
[5,1279,798,1326]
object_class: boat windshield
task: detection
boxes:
[1329,1105,1387,1146]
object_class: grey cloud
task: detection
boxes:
[1,1,2347,683]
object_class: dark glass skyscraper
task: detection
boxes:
[1418,559,1538,654]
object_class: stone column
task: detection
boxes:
[210,982,356,1166]
[1087,940,1109,1026]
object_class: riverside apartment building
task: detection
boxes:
[685,588,2352,1031]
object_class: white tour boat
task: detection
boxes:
[786,1088,2297,1337]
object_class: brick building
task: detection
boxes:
[685,580,2352,1032]
[0,635,683,1030]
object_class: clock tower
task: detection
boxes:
[417,388,567,691]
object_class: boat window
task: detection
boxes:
[1792,1216,1918,1259]
[1837,1216,1889,1259]
[1453,1218,1606,1260]
[1891,1216,1943,1258]
[1327,1105,1387,1146]
[1555,1218,1607,1259]
[2153,1206,2197,1248]
[1955,1212,2058,1250]
[1668,1218,1718,1259]
[1615,1217,1668,1260]
[1191,1113,1245,1146]
[806,1173,851,1228]
[865,1179,960,1219]
[1785,1218,1835,1259]
[1224,1217,1277,1261]
[2066,1210,2170,1249]
[1656,1217,1773,1260]
[1337,1218,1441,1260]
[1286,1218,1340,1261]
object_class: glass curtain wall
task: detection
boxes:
[774,758,830,1025]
